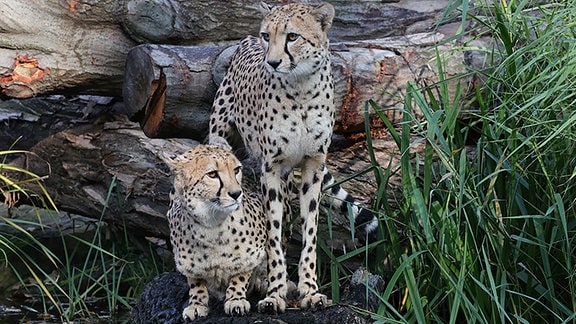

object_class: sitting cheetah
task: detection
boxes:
[208,1,379,313]
[165,144,267,320]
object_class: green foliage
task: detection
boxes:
[1,148,62,315]
[330,0,576,322]
[52,176,162,320]
[1,154,166,321]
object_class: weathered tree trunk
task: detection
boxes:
[122,0,449,44]
[124,33,467,138]
[8,118,194,238]
[7,116,399,247]
[0,0,135,99]
[0,0,450,99]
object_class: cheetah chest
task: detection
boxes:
[171,208,266,288]
[266,105,333,164]
[237,77,334,168]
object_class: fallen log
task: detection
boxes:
[6,113,406,254]
[123,0,449,44]
[124,32,468,139]
[0,0,450,99]
[8,118,196,238]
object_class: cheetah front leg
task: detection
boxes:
[298,157,328,310]
[224,272,252,316]
[257,163,288,313]
[182,277,210,320]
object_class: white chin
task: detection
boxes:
[222,202,240,212]
[267,66,289,74]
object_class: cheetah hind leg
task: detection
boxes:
[224,272,252,316]
[297,159,329,311]
[182,277,210,320]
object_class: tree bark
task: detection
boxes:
[9,118,191,238]
[0,0,135,99]
[0,0,450,99]
[124,32,467,138]
[7,116,401,247]
[122,0,449,44]
[123,44,228,139]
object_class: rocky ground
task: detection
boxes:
[131,268,385,324]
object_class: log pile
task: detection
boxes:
[6,114,403,245]
[0,0,452,99]
[124,33,467,139]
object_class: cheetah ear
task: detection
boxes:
[208,136,233,151]
[311,3,335,32]
[259,2,274,15]
[162,153,180,171]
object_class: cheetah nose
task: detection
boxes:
[228,190,242,200]
[267,59,282,70]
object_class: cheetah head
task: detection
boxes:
[259,2,334,76]
[166,144,243,227]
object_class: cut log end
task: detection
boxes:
[140,71,167,138]
[123,44,228,140]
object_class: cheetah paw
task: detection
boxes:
[300,292,328,311]
[182,303,209,320]
[224,298,251,316]
[257,295,286,313]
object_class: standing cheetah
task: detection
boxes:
[209,2,379,313]
[165,144,267,320]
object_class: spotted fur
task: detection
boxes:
[208,1,378,313]
[165,144,267,320]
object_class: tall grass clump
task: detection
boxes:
[1,150,166,321]
[360,1,575,322]
[1,149,62,314]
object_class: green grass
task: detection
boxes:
[1,148,62,315]
[1,152,168,321]
[323,0,576,322]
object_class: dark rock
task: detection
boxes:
[131,272,189,324]
[132,272,372,324]
[341,268,386,312]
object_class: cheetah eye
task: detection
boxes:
[287,33,299,42]
[234,166,242,175]
[260,32,270,42]
[206,170,218,178]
